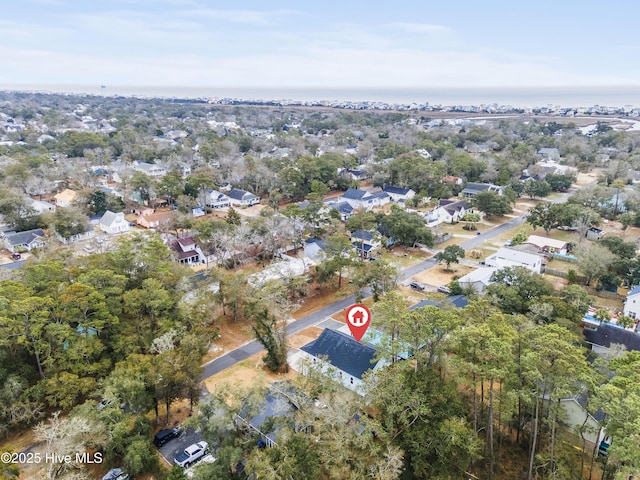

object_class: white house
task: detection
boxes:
[303,238,326,262]
[624,285,640,319]
[340,188,390,210]
[382,185,416,203]
[457,267,496,293]
[2,228,46,252]
[484,248,543,274]
[132,161,167,179]
[293,329,385,395]
[461,183,504,198]
[99,211,130,235]
[431,200,467,224]
[204,189,231,209]
[29,198,56,214]
[169,236,201,265]
[227,188,260,207]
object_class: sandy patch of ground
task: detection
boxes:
[202,353,299,395]
[288,326,323,349]
[412,264,475,286]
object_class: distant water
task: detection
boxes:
[3,84,640,108]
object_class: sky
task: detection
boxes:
[2,0,640,91]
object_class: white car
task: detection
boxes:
[175,441,208,468]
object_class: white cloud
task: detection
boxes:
[389,22,451,34]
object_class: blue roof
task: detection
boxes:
[629,285,640,296]
[383,185,412,195]
[301,329,377,379]
[351,230,374,241]
[342,188,368,200]
[330,201,353,214]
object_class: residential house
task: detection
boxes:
[326,200,354,221]
[524,235,569,255]
[340,188,390,210]
[535,159,577,176]
[339,168,368,181]
[460,183,503,198]
[296,329,385,395]
[99,211,130,235]
[537,147,561,161]
[382,185,416,203]
[350,229,382,259]
[227,188,260,207]
[303,238,326,262]
[54,189,78,208]
[132,161,167,179]
[623,285,640,319]
[586,227,605,241]
[484,247,543,274]
[204,189,231,209]
[234,382,298,448]
[170,236,201,265]
[2,228,46,252]
[430,199,467,224]
[584,322,640,355]
[442,175,464,186]
[29,198,56,214]
[136,211,174,230]
[457,267,496,293]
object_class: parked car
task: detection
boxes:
[437,285,451,294]
[11,253,21,260]
[410,281,426,291]
[97,399,113,411]
[175,441,209,467]
[102,468,130,480]
[504,240,513,246]
[153,427,181,447]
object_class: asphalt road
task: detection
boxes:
[200,202,539,382]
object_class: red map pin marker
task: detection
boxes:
[346,304,371,342]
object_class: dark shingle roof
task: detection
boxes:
[583,323,640,352]
[227,188,257,200]
[301,329,377,379]
[351,230,374,241]
[462,182,492,193]
[383,185,411,195]
[4,228,45,247]
[342,188,368,200]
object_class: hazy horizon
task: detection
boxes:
[4,83,640,109]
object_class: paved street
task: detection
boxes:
[200,199,542,382]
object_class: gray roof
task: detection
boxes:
[227,188,258,201]
[342,188,368,200]
[583,323,640,352]
[462,182,492,193]
[99,210,122,227]
[301,329,377,379]
[4,228,45,247]
[383,185,412,195]
[329,201,354,215]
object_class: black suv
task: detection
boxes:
[153,427,181,447]
[410,281,426,291]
